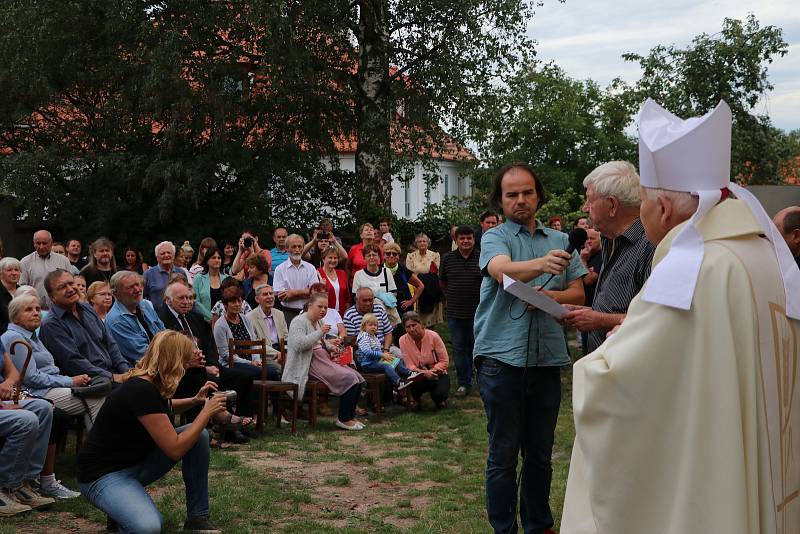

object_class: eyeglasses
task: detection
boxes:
[384,252,399,256]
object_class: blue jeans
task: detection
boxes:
[448,318,475,388]
[79,426,211,534]
[0,398,52,487]
[234,360,280,380]
[360,359,412,386]
[478,358,561,534]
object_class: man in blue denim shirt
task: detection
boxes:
[106,271,165,365]
[474,163,586,534]
[39,270,129,381]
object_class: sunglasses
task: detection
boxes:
[384,252,399,256]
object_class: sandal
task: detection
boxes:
[213,412,254,432]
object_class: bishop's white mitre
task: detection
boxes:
[637,98,800,319]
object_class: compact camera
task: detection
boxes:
[243,237,254,248]
[211,390,238,411]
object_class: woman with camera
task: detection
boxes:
[77,330,226,534]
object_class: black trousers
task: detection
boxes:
[174,367,255,420]
[408,374,450,404]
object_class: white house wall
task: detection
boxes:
[333,155,471,220]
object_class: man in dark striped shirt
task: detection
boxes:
[563,161,656,353]
[440,225,482,396]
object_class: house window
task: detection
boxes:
[404,182,411,218]
[443,174,449,198]
[425,182,431,206]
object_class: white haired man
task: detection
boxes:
[561,161,656,353]
[143,241,190,311]
[20,230,76,307]
[561,100,800,533]
[272,234,318,325]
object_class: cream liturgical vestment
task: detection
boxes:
[561,199,800,534]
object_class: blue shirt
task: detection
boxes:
[143,264,187,311]
[40,302,130,378]
[270,247,289,275]
[473,219,587,367]
[105,299,165,365]
[2,324,73,396]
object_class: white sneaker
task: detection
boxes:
[397,379,412,391]
[0,488,31,517]
[406,371,425,383]
[40,479,81,500]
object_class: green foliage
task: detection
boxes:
[478,61,636,215]
[537,189,587,229]
[622,15,790,183]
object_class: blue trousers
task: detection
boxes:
[0,398,52,488]
[360,359,412,386]
[478,358,561,534]
[448,318,475,388]
[79,426,211,534]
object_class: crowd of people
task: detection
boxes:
[2,104,800,533]
[0,216,500,531]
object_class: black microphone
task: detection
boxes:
[537,228,588,291]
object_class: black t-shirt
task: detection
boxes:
[76,377,170,483]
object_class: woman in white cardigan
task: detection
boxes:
[282,292,365,430]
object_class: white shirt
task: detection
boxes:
[351,267,396,297]
[272,259,319,311]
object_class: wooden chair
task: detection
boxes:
[302,379,329,428]
[228,338,298,433]
[359,373,386,421]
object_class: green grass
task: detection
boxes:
[4,325,579,533]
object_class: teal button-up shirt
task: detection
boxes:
[473,219,586,367]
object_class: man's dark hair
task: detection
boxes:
[44,269,70,296]
[479,210,498,223]
[454,225,475,237]
[782,209,800,234]
[378,217,391,225]
[573,217,587,227]
[488,162,546,214]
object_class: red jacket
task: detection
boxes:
[318,267,350,315]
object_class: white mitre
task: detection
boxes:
[638,98,800,319]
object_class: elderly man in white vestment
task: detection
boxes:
[561,99,800,534]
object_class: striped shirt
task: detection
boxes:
[587,218,656,352]
[439,247,482,320]
[343,303,392,342]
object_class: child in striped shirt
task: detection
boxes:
[356,314,419,389]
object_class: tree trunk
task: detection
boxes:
[355,0,392,211]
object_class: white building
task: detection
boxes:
[335,154,472,220]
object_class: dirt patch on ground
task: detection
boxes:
[14,512,105,533]
[240,433,441,530]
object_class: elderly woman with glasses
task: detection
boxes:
[405,233,442,326]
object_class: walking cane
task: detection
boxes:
[7,339,34,409]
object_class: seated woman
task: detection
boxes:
[398,311,450,409]
[76,330,226,533]
[2,295,95,500]
[282,292,365,430]
[213,285,279,380]
[86,281,113,321]
[188,237,217,282]
[356,314,417,390]
[210,277,251,328]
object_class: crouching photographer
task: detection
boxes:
[76,330,226,534]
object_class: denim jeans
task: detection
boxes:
[360,359,411,386]
[0,398,52,487]
[448,318,475,388]
[79,425,211,534]
[477,358,561,534]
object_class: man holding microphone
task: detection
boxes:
[474,162,586,534]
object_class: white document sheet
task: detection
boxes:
[502,274,568,319]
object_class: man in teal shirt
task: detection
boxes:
[475,163,586,534]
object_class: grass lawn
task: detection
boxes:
[3,326,578,533]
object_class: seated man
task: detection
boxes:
[343,288,402,362]
[158,280,256,426]
[39,270,129,381]
[105,271,165,365]
[20,230,76,307]
[245,283,288,371]
[0,347,56,515]
[143,241,189,312]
